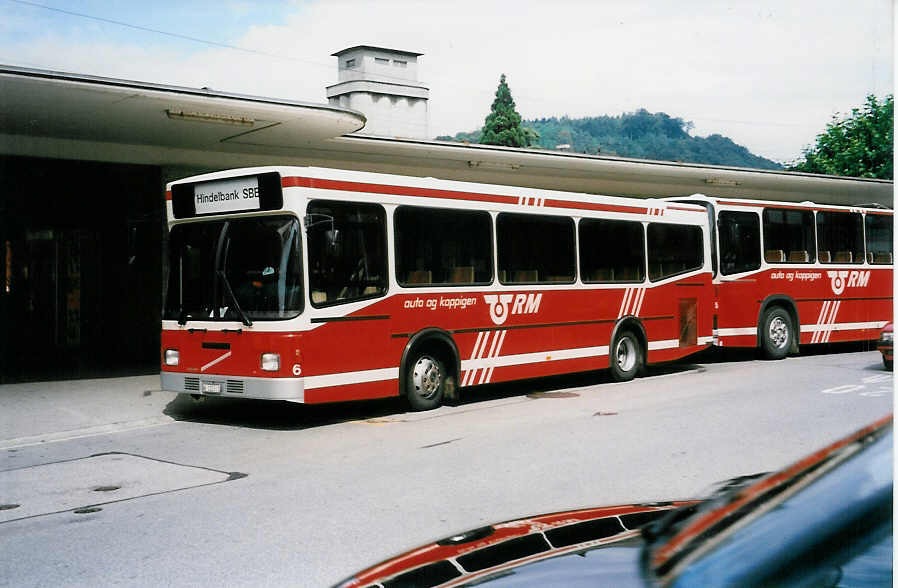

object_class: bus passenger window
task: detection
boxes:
[395,207,492,287]
[817,211,863,264]
[579,219,644,283]
[306,200,387,307]
[647,224,703,281]
[718,211,761,275]
[497,213,575,284]
[865,214,893,264]
[762,208,815,264]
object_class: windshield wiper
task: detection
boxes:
[178,308,191,326]
[217,269,253,327]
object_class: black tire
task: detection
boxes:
[610,329,642,382]
[405,352,446,411]
[761,306,792,360]
[884,357,893,371]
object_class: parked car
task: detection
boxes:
[878,322,892,370]
[336,415,892,587]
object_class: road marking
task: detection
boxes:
[0,416,176,451]
[821,371,892,398]
[862,374,892,384]
[821,384,865,395]
[860,388,891,397]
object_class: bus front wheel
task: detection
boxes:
[610,330,642,382]
[761,307,792,360]
[405,352,446,411]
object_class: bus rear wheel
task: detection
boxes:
[610,330,642,382]
[761,307,792,360]
[405,352,446,411]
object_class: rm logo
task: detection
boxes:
[484,293,542,325]
[827,270,870,295]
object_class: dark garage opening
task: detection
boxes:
[0,156,163,383]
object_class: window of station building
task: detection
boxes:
[375,57,389,65]
[497,213,575,284]
[718,211,761,275]
[579,219,644,283]
[647,223,703,281]
[393,59,407,68]
[395,206,492,286]
[762,208,815,263]
[816,211,864,264]
[306,200,387,307]
[344,58,357,69]
[865,214,893,265]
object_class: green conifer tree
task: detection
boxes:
[480,74,530,147]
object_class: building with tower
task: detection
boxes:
[326,46,429,139]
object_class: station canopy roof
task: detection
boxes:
[0,65,892,207]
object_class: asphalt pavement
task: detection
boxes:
[0,349,892,587]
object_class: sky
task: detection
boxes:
[0,0,893,163]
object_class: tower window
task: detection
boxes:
[345,59,356,68]
[393,60,407,68]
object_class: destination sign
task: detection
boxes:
[193,177,261,215]
[170,171,283,218]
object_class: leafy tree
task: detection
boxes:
[789,94,893,179]
[479,74,532,147]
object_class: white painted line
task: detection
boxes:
[0,416,176,451]
[862,374,893,384]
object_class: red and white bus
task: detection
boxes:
[160,166,715,409]
[672,195,893,359]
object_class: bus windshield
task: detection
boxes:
[164,215,303,322]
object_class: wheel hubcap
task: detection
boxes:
[769,317,789,348]
[616,337,636,372]
[412,357,442,399]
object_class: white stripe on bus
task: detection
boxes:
[305,334,719,390]
[801,319,884,334]
[303,367,400,390]
[811,301,829,344]
[634,288,646,316]
[483,330,507,384]
[462,344,611,374]
[647,339,680,350]
[719,319,885,342]
[463,331,488,386]
[716,327,756,337]
[201,351,232,372]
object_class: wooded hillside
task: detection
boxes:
[437,109,783,170]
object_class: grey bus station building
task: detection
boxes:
[0,52,892,382]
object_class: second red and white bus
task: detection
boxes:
[673,195,893,359]
[160,166,892,409]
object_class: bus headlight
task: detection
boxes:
[164,349,180,366]
[261,353,280,372]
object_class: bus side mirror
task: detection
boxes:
[325,229,342,256]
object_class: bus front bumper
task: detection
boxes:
[160,372,305,402]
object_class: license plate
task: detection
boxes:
[201,381,222,394]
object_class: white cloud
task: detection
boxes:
[1,0,892,162]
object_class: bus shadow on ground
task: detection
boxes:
[161,362,701,430]
[161,341,879,430]
[162,393,406,431]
